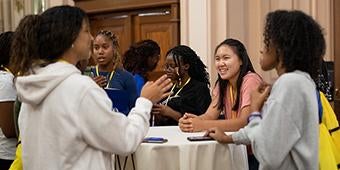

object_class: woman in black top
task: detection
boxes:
[152,45,211,126]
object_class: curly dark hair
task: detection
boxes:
[0,31,14,68]
[214,38,256,111]
[10,6,87,75]
[166,45,210,86]
[123,39,160,80]
[263,10,325,80]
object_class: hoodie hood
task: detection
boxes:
[15,62,80,105]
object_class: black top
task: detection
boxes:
[155,78,211,126]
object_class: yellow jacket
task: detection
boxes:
[319,92,340,170]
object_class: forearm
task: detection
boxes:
[165,107,182,121]
[199,119,247,132]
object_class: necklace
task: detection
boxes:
[0,65,12,74]
[163,77,191,105]
[95,65,115,89]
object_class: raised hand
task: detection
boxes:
[140,75,172,103]
[250,83,271,113]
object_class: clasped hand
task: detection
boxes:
[178,113,203,132]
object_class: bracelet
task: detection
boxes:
[247,111,262,123]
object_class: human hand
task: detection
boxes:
[179,113,202,132]
[93,76,107,88]
[190,117,205,132]
[250,83,271,113]
[179,114,193,132]
[206,127,233,143]
[140,75,173,103]
[151,104,168,116]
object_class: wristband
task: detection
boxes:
[247,111,262,123]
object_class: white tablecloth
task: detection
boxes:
[116,126,248,170]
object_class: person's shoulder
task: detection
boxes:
[67,73,98,89]
[278,71,312,85]
[0,70,14,81]
[116,68,133,76]
[242,72,263,85]
[133,73,145,82]
[190,78,208,87]
[273,71,315,94]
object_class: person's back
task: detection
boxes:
[248,71,318,169]
[17,62,150,169]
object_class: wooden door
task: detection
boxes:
[82,3,180,80]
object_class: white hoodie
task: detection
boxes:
[16,62,152,170]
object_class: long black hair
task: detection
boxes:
[215,38,255,111]
[10,5,88,75]
[166,45,210,86]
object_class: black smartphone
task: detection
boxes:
[142,137,168,143]
[187,136,214,141]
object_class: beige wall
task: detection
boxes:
[181,0,334,84]
[0,0,74,32]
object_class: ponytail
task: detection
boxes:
[10,15,41,76]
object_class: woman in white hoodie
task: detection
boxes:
[9,6,172,170]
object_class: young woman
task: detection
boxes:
[208,10,324,170]
[90,30,137,109]
[123,39,160,96]
[0,31,17,170]
[179,39,263,132]
[9,6,172,169]
[152,45,211,126]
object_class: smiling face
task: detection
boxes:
[93,35,114,66]
[164,54,180,82]
[214,45,242,81]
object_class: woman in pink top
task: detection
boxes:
[179,38,262,169]
[179,38,262,132]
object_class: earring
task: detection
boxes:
[178,77,182,86]
[71,44,74,48]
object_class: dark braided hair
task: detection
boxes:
[123,39,160,80]
[263,10,325,80]
[0,31,14,68]
[10,6,88,75]
[166,45,210,86]
[214,38,255,111]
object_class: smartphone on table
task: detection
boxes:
[187,136,214,141]
[142,137,168,143]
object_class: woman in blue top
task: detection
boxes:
[90,30,137,110]
[123,39,160,96]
